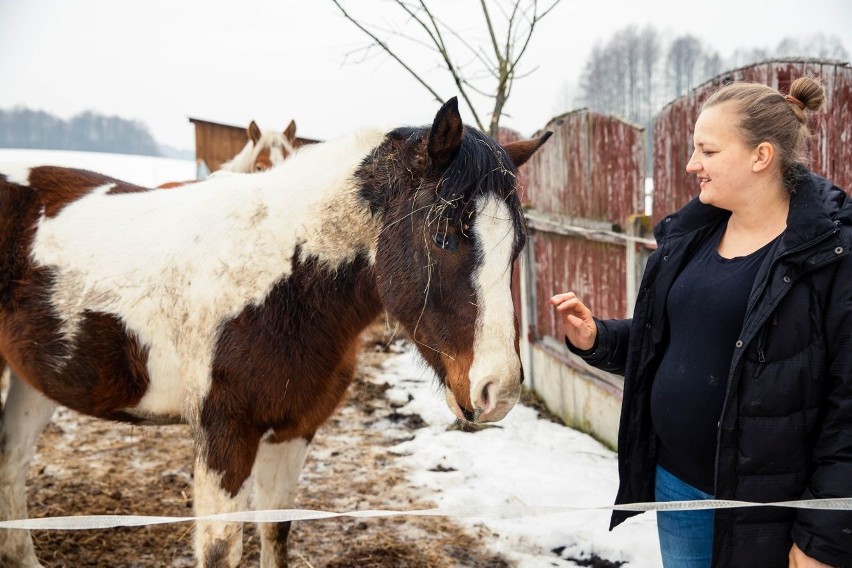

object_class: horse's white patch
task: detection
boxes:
[468,195,521,417]
[0,373,57,562]
[29,128,387,419]
[193,463,250,565]
[0,163,34,186]
[252,436,309,510]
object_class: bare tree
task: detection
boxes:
[330,0,561,137]
[638,26,661,122]
[666,35,704,98]
[578,25,660,125]
[775,33,849,60]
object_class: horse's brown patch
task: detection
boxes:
[442,350,475,411]
[0,169,151,420]
[156,180,194,189]
[0,177,41,304]
[1,308,151,422]
[25,166,150,217]
[254,148,273,172]
[203,250,381,495]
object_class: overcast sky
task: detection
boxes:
[1,0,850,151]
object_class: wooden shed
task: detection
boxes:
[188,117,320,175]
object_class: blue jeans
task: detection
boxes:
[655,465,715,568]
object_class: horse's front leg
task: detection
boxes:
[0,369,57,568]
[192,421,261,568]
[253,435,312,568]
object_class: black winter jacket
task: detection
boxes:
[573,169,852,567]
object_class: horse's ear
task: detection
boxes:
[283,119,296,141]
[503,131,553,168]
[248,120,262,144]
[428,97,464,170]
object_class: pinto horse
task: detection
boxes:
[0,98,550,567]
[157,119,298,189]
[220,118,298,173]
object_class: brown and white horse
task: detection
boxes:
[0,98,550,567]
[219,119,298,173]
[157,119,299,189]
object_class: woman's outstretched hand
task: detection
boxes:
[549,292,597,351]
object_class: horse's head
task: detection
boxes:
[360,97,551,423]
[245,119,298,172]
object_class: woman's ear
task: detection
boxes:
[752,142,775,173]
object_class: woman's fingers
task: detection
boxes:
[550,292,596,351]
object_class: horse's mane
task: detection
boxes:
[219,140,255,172]
[435,126,520,227]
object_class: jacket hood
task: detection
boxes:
[654,168,850,247]
[783,167,849,247]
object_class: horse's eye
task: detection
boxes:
[432,232,458,251]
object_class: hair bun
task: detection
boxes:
[788,77,826,112]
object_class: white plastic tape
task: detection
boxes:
[1,498,850,531]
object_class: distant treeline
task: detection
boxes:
[0,107,162,156]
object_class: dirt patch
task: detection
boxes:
[21,321,513,567]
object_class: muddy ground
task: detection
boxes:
[20,322,545,567]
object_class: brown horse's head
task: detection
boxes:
[220,119,298,173]
[358,97,550,423]
[247,119,298,172]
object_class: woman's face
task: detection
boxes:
[686,102,758,211]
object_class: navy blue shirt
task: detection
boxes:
[650,222,775,493]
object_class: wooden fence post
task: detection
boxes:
[625,214,654,318]
[519,233,538,391]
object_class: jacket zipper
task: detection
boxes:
[752,315,774,378]
[714,227,839,492]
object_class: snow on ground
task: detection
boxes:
[0,149,196,187]
[375,348,663,568]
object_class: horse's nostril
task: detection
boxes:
[473,381,497,416]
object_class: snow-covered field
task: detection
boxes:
[0,148,196,187]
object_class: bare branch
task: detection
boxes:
[331,0,563,137]
[399,0,486,130]
[330,0,444,104]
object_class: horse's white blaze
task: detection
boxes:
[469,194,521,421]
[27,129,386,418]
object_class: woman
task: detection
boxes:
[550,77,851,568]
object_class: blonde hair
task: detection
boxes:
[702,77,825,186]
